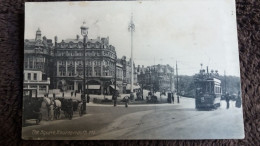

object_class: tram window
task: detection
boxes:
[211,82,214,93]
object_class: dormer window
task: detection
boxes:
[78,42,83,48]
[87,43,91,48]
[96,43,100,48]
[69,42,73,48]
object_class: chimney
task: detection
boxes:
[54,36,58,42]
[76,35,80,40]
[207,66,209,73]
[43,36,47,41]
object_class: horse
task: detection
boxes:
[53,99,62,119]
[42,97,54,121]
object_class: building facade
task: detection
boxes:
[24,29,172,95]
[137,64,175,92]
[24,28,53,94]
[23,70,50,94]
[53,35,119,95]
[118,56,138,93]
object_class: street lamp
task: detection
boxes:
[81,21,88,114]
[114,54,117,91]
[113,54,117,106]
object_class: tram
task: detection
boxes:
[194,69,222,109]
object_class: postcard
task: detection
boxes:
[23,0,244,140]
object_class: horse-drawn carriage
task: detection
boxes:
[22,89,43,126]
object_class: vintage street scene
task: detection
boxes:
[22,1,244,140]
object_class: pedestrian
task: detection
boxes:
[71,91,73,97]
[53,93,56,100]
[236,91,241,108]
[87,95,90,103]
[226,93,230,109]
[112,91,118,107]
[130,92,134,100]
[62,92,64,97]
[124,96,129,108]
[171,92,174,104]
[74,91,77,97]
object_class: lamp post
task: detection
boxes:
[81,21,88,114]
[114,54,117,91]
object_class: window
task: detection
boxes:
[28,73,31,80]
[29,61,33,68]
[78,61,82,65]
[87,43,91,48]
[68,70,74,76]
[33,73,37,80]
[59,70,66,76]
[78,71,83,76]
[69,61,73,65]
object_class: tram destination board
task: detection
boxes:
[22,0,244,140]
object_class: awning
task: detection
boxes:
[86,85,100,90]
[110,85,120,90]
[126,84,141,90]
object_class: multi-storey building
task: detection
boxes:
[118,56,138,93]
[53,35,119,95]
[137,64,175,92]
[23,28,53,94]
[24,29,152,95]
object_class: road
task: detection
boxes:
[22,97,244,140]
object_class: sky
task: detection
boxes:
[25,0,240,76]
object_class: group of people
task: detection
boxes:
[225,91,242,109]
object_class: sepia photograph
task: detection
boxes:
[22,0,244,140]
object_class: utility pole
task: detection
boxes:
[128,13,135,93]
[176,61,179,103]
[224,70,227,94]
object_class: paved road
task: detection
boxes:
[22,98,244,140]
